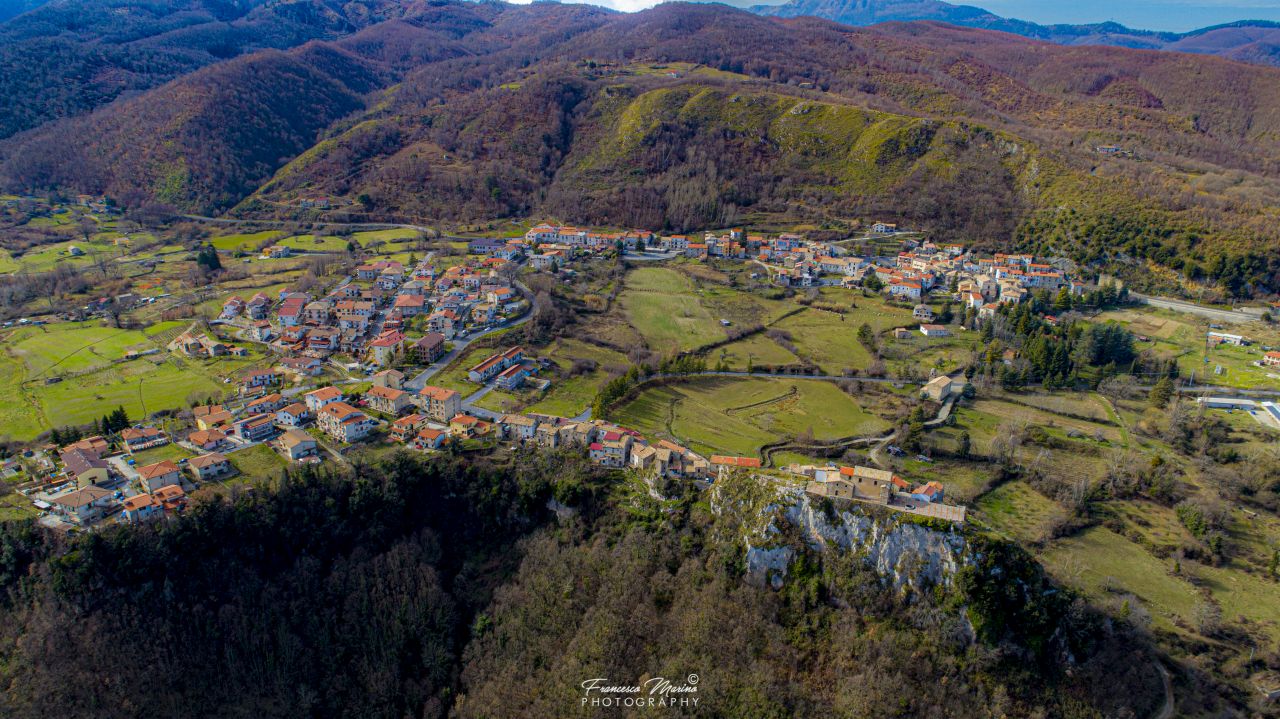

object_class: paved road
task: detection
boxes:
[1132,292,1258,325]
[460,385,499,420]
[403,314,531,392]
[183,214,435,234]
[653,370,913,384]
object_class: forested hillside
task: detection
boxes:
[0,0,476,139]
[5,1,1280,294]
[0,449,1203,718]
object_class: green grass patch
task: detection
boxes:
[975,481,1064,544]
[714,333,799,370]
[619,267,725,353]
[1040,526,1199,632]
[612,377,889,458]
[129,442,195,464]
[228,444,289,483]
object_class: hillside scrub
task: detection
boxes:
[0,446,1231,717]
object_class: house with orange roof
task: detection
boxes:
[448,414,490,438]
[366,385,412,415]
[390,414,427,442]
[317,402,376,442]
[414,427,449,451]
[417,385,462,422]
[120,493,162,523]
[152,484,187,512]
[187,428,228,451]
[136,460,182,493]
[188,452,232,481]
[304,386,344,413]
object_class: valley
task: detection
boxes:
[0,0,1279,716]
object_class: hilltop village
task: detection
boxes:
[12,219,1105,531]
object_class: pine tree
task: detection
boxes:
[1148,376,1174,408]
[1053,286,1071,312]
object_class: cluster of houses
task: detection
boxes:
[38,432,201,527]
[759,237,1084,309]
[167,327,249,358]
[515,224,1083,316]
[214,254,524,377]
[491,412,717,478]
[792,463,965,522]
[467,346,541,390]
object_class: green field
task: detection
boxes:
[881,328,978,376]
[715,333,799,370]
[5,323,180,377]
[975,481,1064,543]
[769,298,914,373]
[277,234,348,252]
[619,267,725,352]
[1040,526,1199,633]
[524,338,629,417]
[352,228,419,244]
[209,230,283,251]
[0,320,265,441]
[612,376,889,458]
[228,444,290,483]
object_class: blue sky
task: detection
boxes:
[553,0,1280,33]
[956,0,1280,31]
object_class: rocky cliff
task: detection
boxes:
[710,469,968,592]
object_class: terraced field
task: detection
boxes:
[612,376,889,458]
[975,481,1064,543]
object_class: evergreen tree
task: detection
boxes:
[195,245,222,272]
[856,323,876,351]
[1148,376,1174,408]
[1053,286,1072,312]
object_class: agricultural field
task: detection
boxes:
[0,319,267,441]
[713,333,799,370]
[1097,306,1280,390]
[619,266,727,352]
[879,327,979,376]
[612,376,890,458]
[959,397,1125,448]
[128,442,196,465]
[209,230,283,252]
[975,480,1065,544]
[767,296,914,374]
[227,444,290,483]
[278,234,349,252]
[1040,526,1200,634]
[4,321,187,377]
[768,308,870,373]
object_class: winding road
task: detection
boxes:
[1131,292,1259,326]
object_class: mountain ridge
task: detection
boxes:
[750,0,1280,66]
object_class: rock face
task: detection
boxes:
[718,476,967,591]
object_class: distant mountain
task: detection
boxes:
[751,0,1280,66]
[0,0,46,22]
